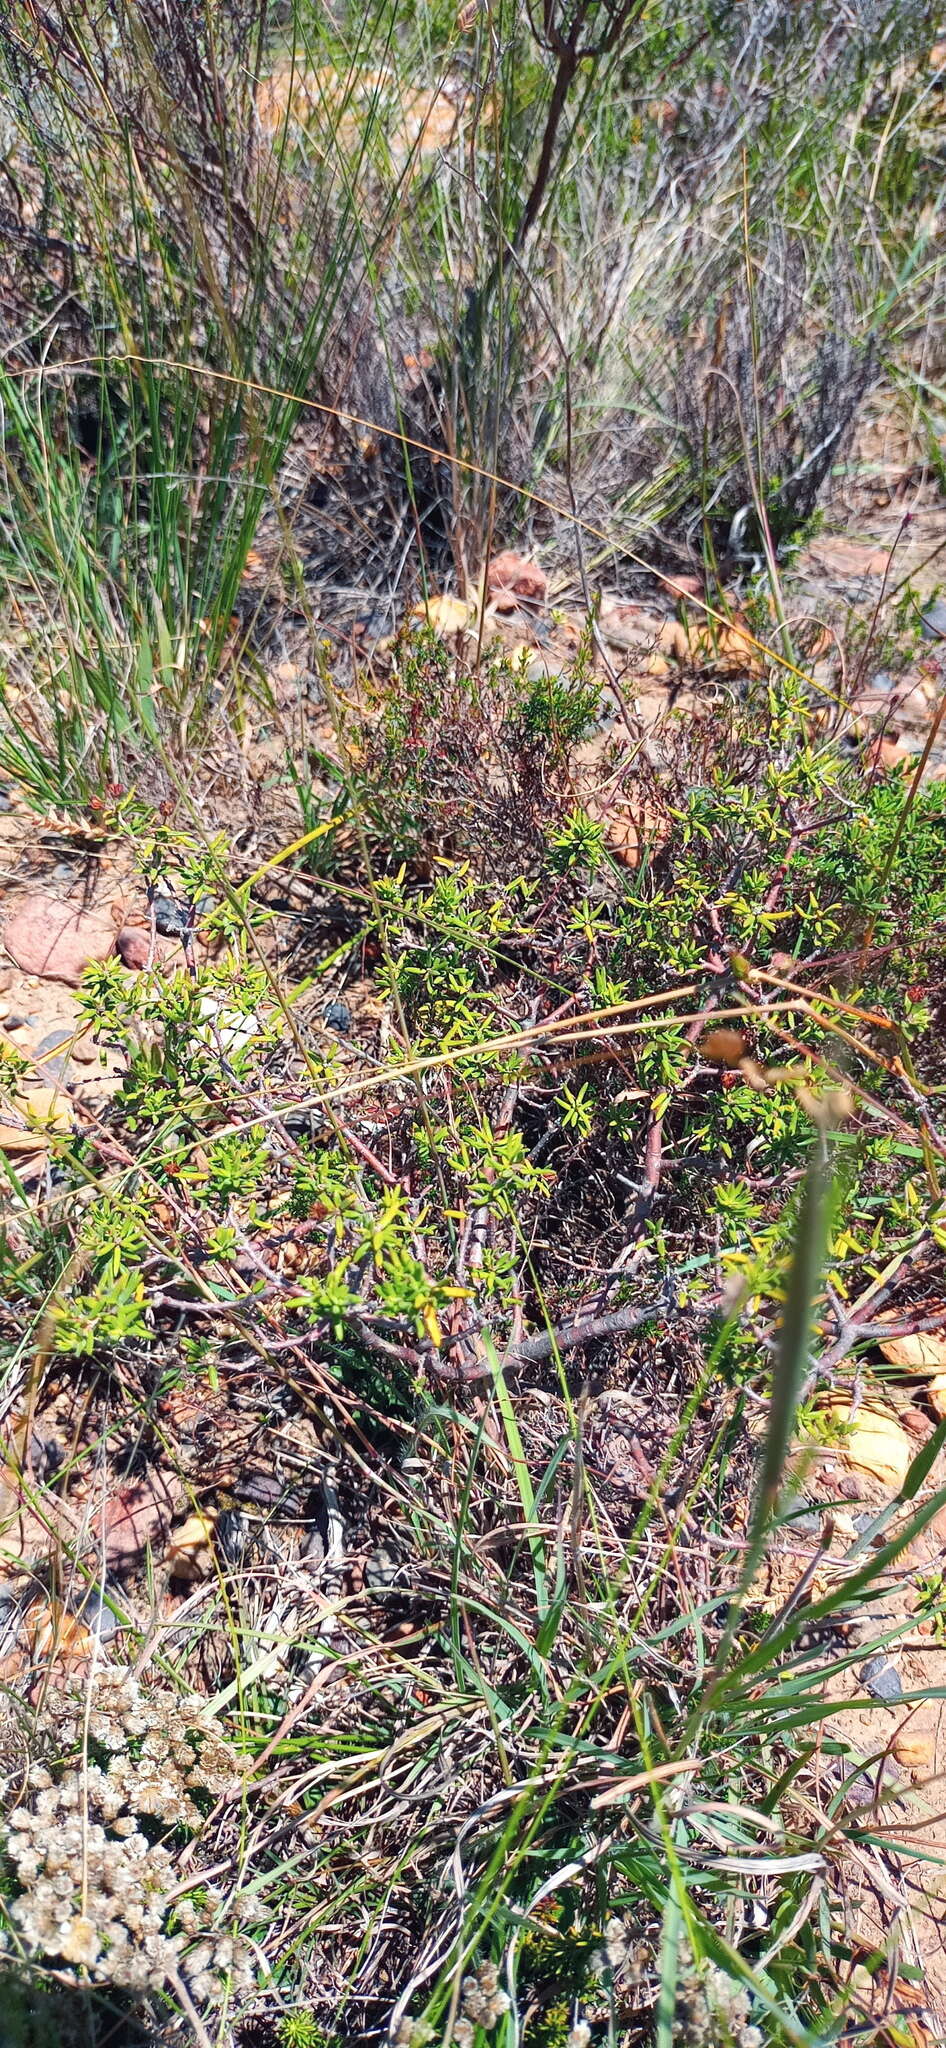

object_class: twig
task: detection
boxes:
[431,1292,700,1382]
[813,1309,946,1380]
[503,1299,667,1367]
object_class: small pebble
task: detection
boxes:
[323,999,353,1036]
[871,670,896,692]
[74,1587,121,1645]
[4,1014,36,1032]
[52,863,76,883]
[859,1654,902,1703]
[921,599,946,640]
[239,1470,286,1510]
[71,1033,97,1065]
[784,1497,822,1533]
[196,996,258,1056]
[0,788,11,814]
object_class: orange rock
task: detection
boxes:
[866,735,913,774]
[256,65,482,168]
[700,1028,748,1067]
[29,1600,93,1669]
[927,1373,946,1420]
[816,1398,912,1493]
[167,1512,217,1582]
[891,1727,935,1772]
[805,538,892,579]
[412,593,476,637]
[598,798,669,869]
[485,551,548,610]
[878,1328,946,1373]
[657,618,691,661]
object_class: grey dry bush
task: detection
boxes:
[671,231,877,558]
[540,0,936,568]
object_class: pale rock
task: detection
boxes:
[3,897,116,986]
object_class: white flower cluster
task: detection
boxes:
[2,1669,253,2005]
[675,1953,762,2048]
[451,1959,512,2043]
[594,1915,647,1985]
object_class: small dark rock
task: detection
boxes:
[239,1469,288,1511]
[4,1014,36,1032]
[36,1030,72,1056]
[859,1654,902,1702]
[284,1108,332,1142]
[301,1488,331,1570]
[323,999,353,1036]
[35,1055,71,1084]
[301,1526,326,1571]
[787,1509,822,1535]
[28,1431,62,1480]
[216,1508,252,1565]
[0,1596,19,1657]
[365,1542,404,1589]
[920,599,946,640]
[0,788,11,813]
[152,894,191,939]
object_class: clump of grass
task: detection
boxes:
[0,0,940,800]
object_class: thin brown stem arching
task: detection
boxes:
[512,0,647,259]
